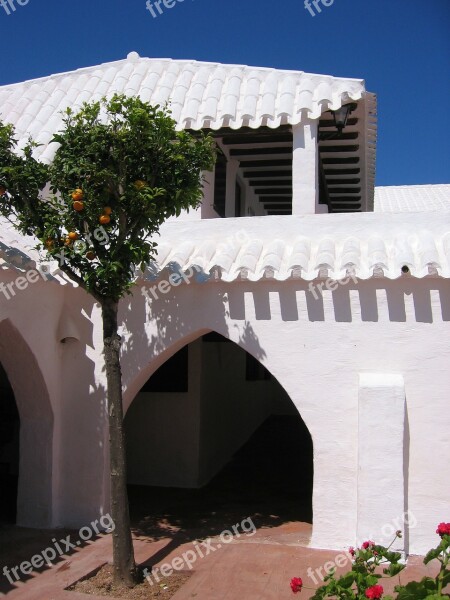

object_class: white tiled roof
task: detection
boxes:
[374,184,450,213]
[2,212,449,283]
[148,212,450,281]
[0,52,366,164]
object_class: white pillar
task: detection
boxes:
[292,119,319,215]
[357,374,406,553]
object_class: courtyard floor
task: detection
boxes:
[0,518,439,600]
[0,419,442,598]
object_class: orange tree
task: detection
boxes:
[0,95,215,586]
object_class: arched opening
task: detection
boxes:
[124,332,313,543]
[0,363,20,523]
[0,320,53,528]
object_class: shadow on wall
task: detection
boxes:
[119,280,268,406]
[1,283,111,530]
[52,286,109,528]
[117,276,450,407]
[227,278,450,323]
[118,274,449,405]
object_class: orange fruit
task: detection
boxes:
[86,251,96,261]
[99,214,110,225]
[68,231,78,241]
[64,237,72,246]
[71,189,84,201]
[103,206,112,215]
[134,180,147,190]
[73,200,84,212]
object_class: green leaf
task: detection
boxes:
[383,563,406,577]
[442,568,450,588]
[310,588,327,600]
[338,572,355,588]
[424,548,441,564]
[395,578,438,600]
[384,551,402,563]
[366,574,381,586]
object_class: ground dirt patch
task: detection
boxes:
[68,564,191,599]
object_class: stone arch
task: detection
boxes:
[124,326,314,531]
[123,323,315,430]
[0,319,53,527]
[123,327,212,415]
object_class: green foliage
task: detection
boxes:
[309,539,404,599]
[293,530,450,599]
[395,578,441,600]
[394,534,450,600]
[0,95,216,301]
[0,124,49,236]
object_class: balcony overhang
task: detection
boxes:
[206,95,376,215]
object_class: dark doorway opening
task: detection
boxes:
[128,414,313,542]
[0,363,20,524]
[210,414,313,522]
[126,336,313,545]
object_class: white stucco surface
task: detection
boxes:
[1,239,449,553]
[1,206,450,551]
[357,374,406,552]
[292,120,319,214]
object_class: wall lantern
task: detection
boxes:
[331,102,358,135]
[318,102,358,141]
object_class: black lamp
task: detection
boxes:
[331,102,358,135]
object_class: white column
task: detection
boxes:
[225,159,239,217]
[292,119,319,215]
[357,374,406,553]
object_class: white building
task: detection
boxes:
[0,53,449,555]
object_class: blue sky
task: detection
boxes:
[1,0,449,186]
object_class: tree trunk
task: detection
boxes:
[101,297,138,586]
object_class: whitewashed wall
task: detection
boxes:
[0,234,449,555]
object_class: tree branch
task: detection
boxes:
[59,262,103,304]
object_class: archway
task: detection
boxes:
[0,320,53,527]
[124,332,313,543]
[0,363,20,523]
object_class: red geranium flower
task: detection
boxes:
[362,540,375,549]
[436,522,450,537]
[365,584,384,599]
[349,546,356,557]
[290,577,303,594]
